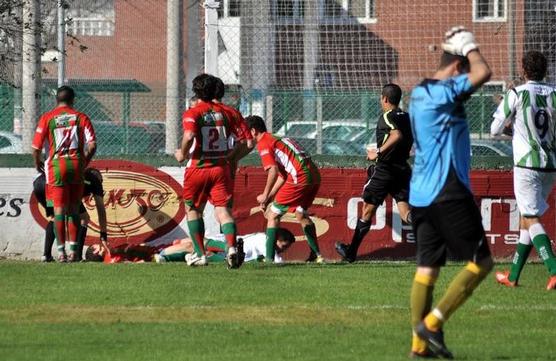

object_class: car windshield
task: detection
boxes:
[285,124,316,137]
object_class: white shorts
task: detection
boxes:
[513,167,556,217]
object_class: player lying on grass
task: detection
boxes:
[84,228,295,263]
[491,50,556,290]
[246,115,324,263]
[33,168,108,262]
[32,86,97,262]
[408,26,493,358]
[335,83,413,262]
[175,74,251,268]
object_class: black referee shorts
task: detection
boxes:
[412,196,491,267]
[362,162,411,206]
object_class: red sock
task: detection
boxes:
[53,214,66,247]
[221,222,237,248]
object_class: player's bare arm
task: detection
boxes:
[31,148,44,173]
[84,141,97,165]
[175,130,195,163]
[467,50,491,88]
[257,165,280,207]
[368,129,402,161]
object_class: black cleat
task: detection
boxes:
[335,241,355,263]
[415,323,453,359]
[305,251,317,263]
[236,238,245,268]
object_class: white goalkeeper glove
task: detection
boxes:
[441,26,478,57]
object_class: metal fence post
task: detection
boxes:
[166,0,182,155]
[266,95,273,133]
[316,96,323,155]
[22,0,41,153]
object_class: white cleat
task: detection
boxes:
[185,253,208,266]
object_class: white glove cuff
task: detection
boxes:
[462,43,478,57]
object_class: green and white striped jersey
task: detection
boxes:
[491,81,556,170]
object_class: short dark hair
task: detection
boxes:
[522,51,547,81]
[214,77,225,100]
[84,246,103,262]
[276,228,295,243]
[439,51,469,73]
[56,86,75,104]
[382,83,402,106]
[192,74,217,101]
[245,115,267,132]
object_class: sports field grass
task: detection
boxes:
[0,261,554,361]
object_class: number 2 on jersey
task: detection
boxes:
[201,126,227,152]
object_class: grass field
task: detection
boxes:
[0,261,554,361]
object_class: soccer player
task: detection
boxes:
[491,51,556,290]
[408,27,493,358]
[246,115,324,263]
[86,228,295,264]
[335,84,413,262]
[174,74,248,268]
[33,168,108,262]
[154,228,295,264]
[32,86,96,262]
[212,76,254,161]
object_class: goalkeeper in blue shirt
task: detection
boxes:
[408,27,494,359]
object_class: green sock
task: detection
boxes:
[508,243,533,282]
[161,251,187,262]
[532,234,556,276]
[266,227,277,261]
[221,222,237,248]
[187,219,205,257]
[303,224,320,254]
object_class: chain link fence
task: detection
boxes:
[1,0,555,159]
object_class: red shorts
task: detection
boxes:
[46,183,84,208]
[183,166,233,209]
[271,182,320,215]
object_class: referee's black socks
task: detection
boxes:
[349,219,371,257]
[44,221,55,259]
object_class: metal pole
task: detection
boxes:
[204,0,219,75]
[316,96,323,154]
[166,0,182,154]
[22,0,41,153]
[508,0,516,82]
[57,0,65,87]
[265,95,273,133]
[13,4,23,136]
[186,0,201,98]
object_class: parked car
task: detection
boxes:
[0,131,23,154]
[470,140,512,157]
[275,120,371,140]
[290,137,362,156]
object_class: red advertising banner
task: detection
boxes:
[232,167,555,261]
[28,160,556,261]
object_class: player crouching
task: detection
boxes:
[246,116,324,263]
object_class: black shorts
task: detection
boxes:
[33,174,87,217]
[362,162,411,206]
[412,196,491,267]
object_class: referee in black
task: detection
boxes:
[33,168,108,262]
[336,83,413,262]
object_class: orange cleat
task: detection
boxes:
[495,270,517,287]
[546,275,556,290]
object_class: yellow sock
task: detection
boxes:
[424,309,443,331]
[412,332,428,353]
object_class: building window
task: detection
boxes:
[273,0,304,20]
[218,0,240,18]
[324,0,376,23]
[473,0,506,22]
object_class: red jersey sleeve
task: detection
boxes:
[182,109,198,133]
[81,114,96,143]
[257,137,277,170]
[31,115,48,150]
